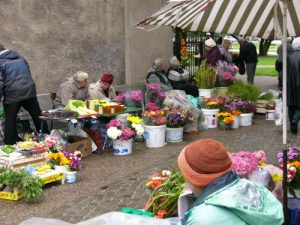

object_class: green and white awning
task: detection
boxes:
[136,0,300,39]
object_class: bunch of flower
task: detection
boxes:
[48,151,70,166]
[180,39,190,67]
[142,109,166,126]
[217,112,234,125]
[106,119,136,140]
[277,146,300,195]
[113,92,126,103]
[166,106,189,128]
[127,115,144,136]
[229,151,259,176]
[63,150,83,171]
[231,109,241,117]
[146,170,172,191]
[146,83,166,109]
[126,90,143,107]
[215,61,237,87]
[200,97,223,109]
[225,99,256,113]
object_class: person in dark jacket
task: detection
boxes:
[167,56,199,97]
[237,38,258,84]
[0,44,48,144]
[287,37,300,134]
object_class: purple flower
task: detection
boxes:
[113,92,126,102]
[146,102,160,110]
[106,119,123,128]
[129,90,143,101]
[147,83,160,91]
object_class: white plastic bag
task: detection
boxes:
[274,98,283,126]
[247,166,270,188]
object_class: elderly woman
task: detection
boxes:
[54,71,89,108]
[178,139,284,225]
[167,56,199,97]
[146,58,173,92]
[204,38,222,66]
[218,39,233,64]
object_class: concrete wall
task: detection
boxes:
[0,0,172,93]
[124,0,173,84]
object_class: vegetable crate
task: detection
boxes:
[37,171,65,185]
[0,153,48,170]
[0,189,23,201]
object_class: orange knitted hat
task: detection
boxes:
[178,139,232,187]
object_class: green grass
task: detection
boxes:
[257,56,276,66]
[256,68,277,76]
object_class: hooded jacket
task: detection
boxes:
[0,50,37,104]
[88,81,116,101]
[185,172,284,225]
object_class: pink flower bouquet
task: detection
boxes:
[229,151,259,176]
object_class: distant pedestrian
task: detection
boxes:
[237,37,258,84]
[218,39,233,64]
[287,37,300,134]
[0,44,48,144]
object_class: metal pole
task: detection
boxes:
[282,1,288,224]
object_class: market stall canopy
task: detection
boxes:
[135,0,300,39]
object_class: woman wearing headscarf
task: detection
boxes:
[167,56,199,97]
[178,139,284,225]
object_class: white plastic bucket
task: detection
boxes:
[198,88,215,98]
[65,171,77,183]
[231,116,240,129]
[113,139,132,155]
[166,127,184,142]
[240,113,253,126]
[54,165,69,174]
[116,113,129,128]
[143,124,166,148]
[202,109,219,128]
[184,122,198,133]
[266,110,275,121]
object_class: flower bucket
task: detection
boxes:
[202,108,219,128]
[65,171,77,183]
[184,122,198,133]
[166,127,184,143]
[266,110,275,121]
[215,87,228,97]
[240,113,253,126]
[113,139,132,155]
[116,113,129,128]
[143,124,166,148]
[231,116,240,129]
[198,88,215,98]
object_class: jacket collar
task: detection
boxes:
[0,49,10,56]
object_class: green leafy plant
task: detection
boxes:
[227,80,262,102]
[257,92,274,101]
[5,169,26,188]
[22,176,44,202]
[194,60,217,89]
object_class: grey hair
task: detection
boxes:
[169,56,179,66]
[153,58,164,69]
[223,39,231,45]
[73,71,88,82]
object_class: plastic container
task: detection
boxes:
[65,170,77,183]
[143,124,166,148]
[240,113,253,126]
[231,116,240,129]
[202,108,219,128]
[166,127,184,142]
[266,110,275,120]
[113,139,132,155]
[198,88,215,98]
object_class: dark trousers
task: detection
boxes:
[4,97,48,145]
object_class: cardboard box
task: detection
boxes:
[67,136,92,158]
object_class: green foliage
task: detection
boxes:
[227,80,262,102]
[194,60,217,89]
[258,92,274,101]
[22,176,44,202]
[4,169,26,188]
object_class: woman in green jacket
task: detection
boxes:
[178,139,284,225]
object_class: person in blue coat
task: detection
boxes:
[0,44,48,144]
[178,139,284,225]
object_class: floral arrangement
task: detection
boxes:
[145,170,185,218]
[146,170,172,191]
[215,61,238,87]
[114,90,143,107]
[231,109,241,117]
[166,106,189,128]
[48,151,70,166]
[277,147,300,195]
[63,151,83,171]
[200,97,223,109]
[194,60,217,89]
[217,112,234,129]
[146,83,166,110]
[225,100,256,114]
[127,115,144,136]
[142,109,166,126]
[229,151,259,176]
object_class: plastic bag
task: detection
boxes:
[247,166,270,188]
[274,98,283,126]
[20,212,179,225]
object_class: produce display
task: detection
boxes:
[0,145,16,155]
[64,100,98,116]
[87,99,126,115]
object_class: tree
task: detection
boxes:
[259,39,273,56]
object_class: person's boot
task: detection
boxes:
[290,121,298,134]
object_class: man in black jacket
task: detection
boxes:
[0,44,48,144]
[237,38,258,84]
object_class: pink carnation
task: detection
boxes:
[106,119,122,128]
[119,127,135,140]
[230,151,259,176]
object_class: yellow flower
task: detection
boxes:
[272,174,283,184]
[127,115,141,124]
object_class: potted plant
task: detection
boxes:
[227,80,262,103]
[230,110,241,129]
[225,100,256,126]
[106,118,143,155]
[48,151,70,173]
[62,151,83,183]
[200,97,224,128]
[215,61,238,96]
[216,112,234,130]
[194,60,217,98]
[165,106,189,142]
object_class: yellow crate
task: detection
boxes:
[0,190,23,201]
[37,170,65,185]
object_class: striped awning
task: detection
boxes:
[135,0,300,39]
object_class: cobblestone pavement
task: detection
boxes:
[1,76,298,225]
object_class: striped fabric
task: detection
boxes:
[136,0,300,39]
